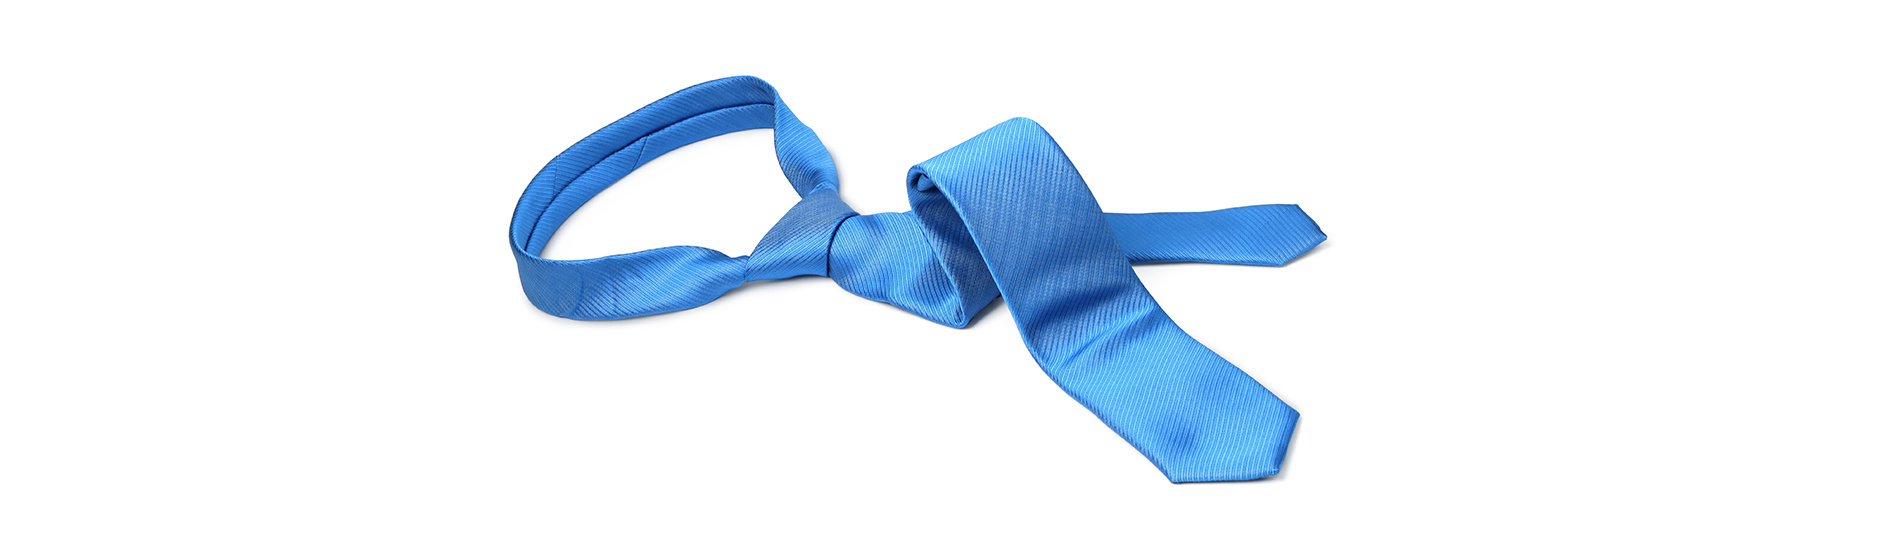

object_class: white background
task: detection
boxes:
[2,1,1895,544]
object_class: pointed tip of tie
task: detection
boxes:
[1153,408,1299,483]
[1165,465,1283,484]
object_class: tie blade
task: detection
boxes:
[1108,205,1327,267]
[1050,311,1302,483]
[906,118,1302,482]
[1157,408,1299,483]
[1155,406,1299,483]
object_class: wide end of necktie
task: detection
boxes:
[902,117,1303,482]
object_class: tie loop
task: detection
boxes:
[508,76,836,319]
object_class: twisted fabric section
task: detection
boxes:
[509,76,1326,481]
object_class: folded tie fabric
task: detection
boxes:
[508,76,1326,482]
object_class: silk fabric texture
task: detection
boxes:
[509,77,1325,482]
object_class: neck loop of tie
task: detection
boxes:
[508,76,846,319]
[510,76,1327,482]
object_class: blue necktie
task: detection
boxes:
[509,77,1326,482]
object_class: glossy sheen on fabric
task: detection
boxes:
[509,76,1326,482]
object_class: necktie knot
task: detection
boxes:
[743,188,858,282]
